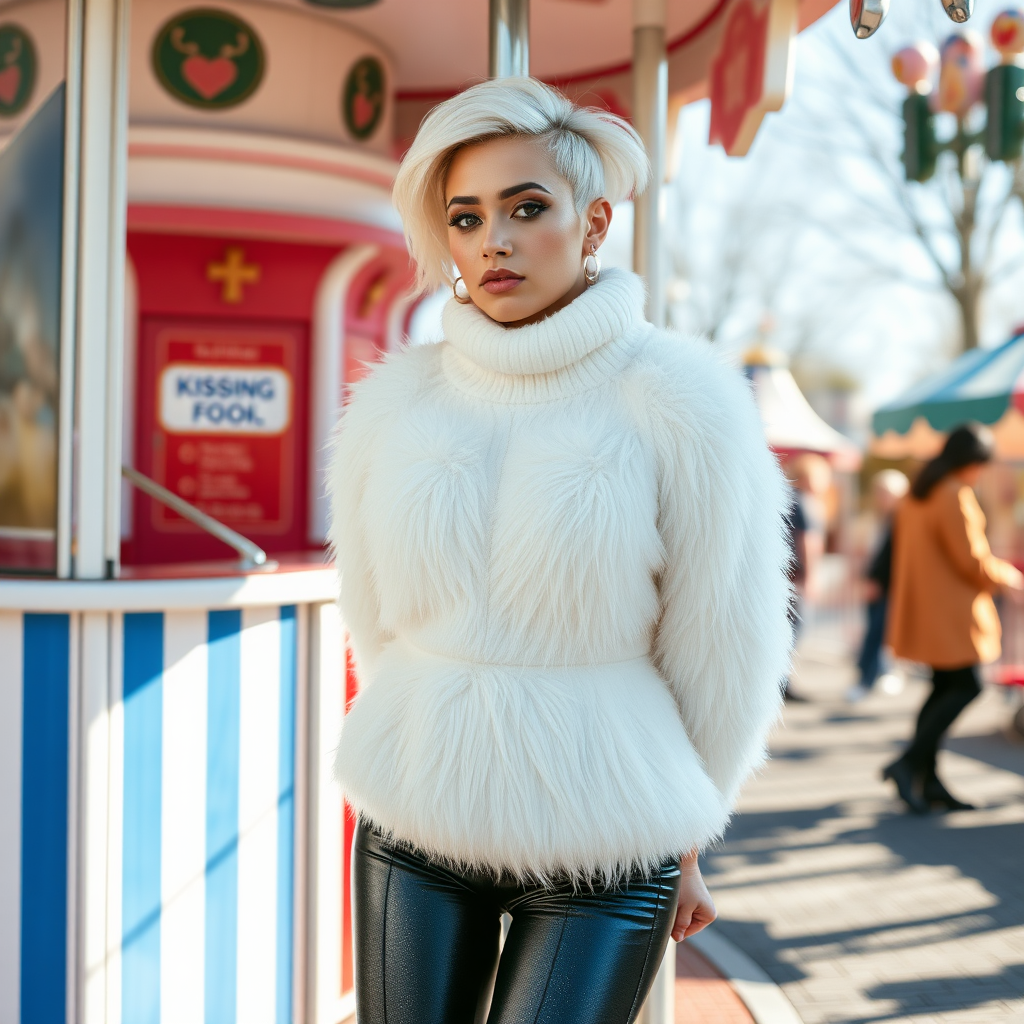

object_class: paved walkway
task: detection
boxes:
[701,616,1024,1024]
[675,942,755,1022]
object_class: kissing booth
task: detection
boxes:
[0,2,841,1023]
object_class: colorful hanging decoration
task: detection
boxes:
[152,9,265,110]
[849,0,889,39]
[708,0,798,157]
[851,0,976,35]
[892,19,1024,181]
[991,8,1024,60]
[936,32,984,116]
[892,42,939,93]
[940,0,974,23]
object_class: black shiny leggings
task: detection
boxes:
[353,821,681,1024]
[904,664,982,781]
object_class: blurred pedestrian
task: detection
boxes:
[783,454,832,701]
[883,424,1023,813]
[846,469,909,703]
[783,481,808,702]
[793,454,831,600]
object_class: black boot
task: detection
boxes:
[882,758,929,814]
[923,775,975,812]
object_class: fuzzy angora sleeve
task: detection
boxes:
[641,338,792,807]
[325,368,398,682]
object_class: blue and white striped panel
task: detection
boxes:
[0,611,71,1024]
[117,606,297,1024]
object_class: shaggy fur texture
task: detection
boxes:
[327,269,791,883]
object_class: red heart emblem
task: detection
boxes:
[182,55,237,100]
[0,65,21,105]
[352,91,375,129]
[993,22,1019,49]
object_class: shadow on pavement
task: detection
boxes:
[705,801,1024,1011]
[947,730,1024,779]
[843,964,1024,1023]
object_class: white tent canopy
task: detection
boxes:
[744,346,861,469]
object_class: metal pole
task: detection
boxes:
[121,466,270,568]
[71,0,131,579]
[489,0,530,78]
[633,4,673,1011]
[632,0,667,328]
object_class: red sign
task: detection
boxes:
[709,0,797,157]
[132,318,308,563]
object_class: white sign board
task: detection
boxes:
[159,364,292,435]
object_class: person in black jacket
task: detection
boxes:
[847,470,909,703]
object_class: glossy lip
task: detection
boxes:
[480,268,524,294]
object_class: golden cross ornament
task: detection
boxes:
[207,245,260,303]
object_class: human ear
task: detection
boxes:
[582,198,613,254]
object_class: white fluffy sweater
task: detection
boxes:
[328,269,791,882]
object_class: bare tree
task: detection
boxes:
[773,1,1024,351]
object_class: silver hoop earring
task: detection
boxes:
[453,276,472,304]
[583,246,601,286]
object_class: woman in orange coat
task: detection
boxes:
[884,424,1023,813]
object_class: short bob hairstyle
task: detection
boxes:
[392,77,650,293]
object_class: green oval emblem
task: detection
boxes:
[343,56,385,141]
[152,8,264,110]
[0,25,36,118]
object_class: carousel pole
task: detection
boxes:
[631,0,667,328]
[634,4,673,1018]
[70,0,131,582]
[489,0,530,78]
[60,0,132,1019]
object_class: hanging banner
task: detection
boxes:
[708,0,798,156]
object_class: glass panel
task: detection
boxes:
[0,2,65,575]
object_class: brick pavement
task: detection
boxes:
[675,943,755,1023]
[701,616,1024,1024]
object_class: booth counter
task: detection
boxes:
[0,560,358,1024]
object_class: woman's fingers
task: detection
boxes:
[671,897,717,941]
[671,903,692,941]
[684,899,717,938]
[672,863,718,941]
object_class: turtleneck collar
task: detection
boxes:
[440,268,650,404]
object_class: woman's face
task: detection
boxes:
[444,135,612,326]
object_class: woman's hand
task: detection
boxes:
[671,851,717,941]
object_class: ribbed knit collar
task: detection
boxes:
[440,269,650,404]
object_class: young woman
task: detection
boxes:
[885,424,1023,813]
[328,78,792,1024]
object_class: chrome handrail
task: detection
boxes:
[122,465,272,569]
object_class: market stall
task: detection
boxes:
[745,344,862,468]
[872,328,1024,461]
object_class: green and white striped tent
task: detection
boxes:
[872,330,1024,460]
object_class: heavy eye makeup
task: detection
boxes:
[446,195,551,231]
[511,199,548,220]
[448,211,482,230]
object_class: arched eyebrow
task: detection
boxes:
[446,182,552,210]
[498,181,551,200]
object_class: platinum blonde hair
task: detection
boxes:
[392,77,651,293]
